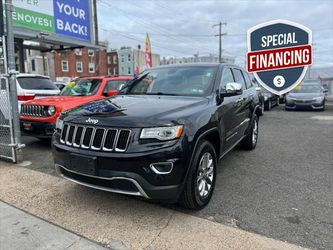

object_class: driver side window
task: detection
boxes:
[220,68,235,93]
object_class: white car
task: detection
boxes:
[0,74,60,120]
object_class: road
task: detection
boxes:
[18,104,333,250]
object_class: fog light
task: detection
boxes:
[150,162,173,174]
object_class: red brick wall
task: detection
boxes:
[54,48,107,79]
[106,51,118,75]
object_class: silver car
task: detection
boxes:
[285,81,326,111]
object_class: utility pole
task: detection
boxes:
[213,22,227,63]
[93,0,99,75]
[5,0,23,162]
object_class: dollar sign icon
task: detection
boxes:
[273,75,285,88]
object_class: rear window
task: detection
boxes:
[17,77,58,90]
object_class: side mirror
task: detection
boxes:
[220,82,243,97]
[106,90,119,97]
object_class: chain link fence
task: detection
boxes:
[0,76,15,161]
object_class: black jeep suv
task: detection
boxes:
[52,64,261,209]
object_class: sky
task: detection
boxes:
[97,0,333,68]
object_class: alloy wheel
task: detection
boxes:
[252,118,258,145]
[197,152,214,198]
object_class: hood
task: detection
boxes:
[287,92,323,99]
[63,95,210,127]
[25,95,99,111]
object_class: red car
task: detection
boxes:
[20,76,132,140]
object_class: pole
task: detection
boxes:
[213,22,227,63]
[93,0,99,75]
[5,0,23,163]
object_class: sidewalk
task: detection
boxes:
[0,163,307,250]
[0,201,107,250]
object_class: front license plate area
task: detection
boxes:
[70,154,97,176]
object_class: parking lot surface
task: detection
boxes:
[6,103,333,250]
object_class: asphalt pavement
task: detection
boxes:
[14,103,333,250]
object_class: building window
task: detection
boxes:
[121,55,124,62]
[121,67,124,73]
[113,68,117,75]
[128,54,131,62]
[76,61,83,73]
[88,49,94,56]
[128,67,131,75]
[113,55,117,64]
[31,59,36,72]
[61,60,69,72]
[108,67,112,75]
[74,49,82,56]
[89,62,95,73]
[107,56,111,64]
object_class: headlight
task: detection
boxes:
[56,117,64,130]
[140,125,183,141]
[312,96,324,102]
[47,106,56,116]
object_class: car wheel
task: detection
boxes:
[240,114,258,150]
[259,102,264,116]
[179,140,217,210]
[264,100,272,111]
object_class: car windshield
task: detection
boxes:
[60,79,102,96]
[290,84,322,93]
[17,77,58,90]
[126,66,218,96]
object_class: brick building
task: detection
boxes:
[54,48,107,82]
[106,49,118,76]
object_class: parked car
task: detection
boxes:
[52,64,261,209]
[261,87,279,110]
[252,80,264,116]
[20,76,132,140]
[1,74,59,121]
[285,80,326,111]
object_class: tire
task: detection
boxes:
[264,100,272,111]
[258,102,264,116]
[179,140,217,210]
[240,114,258,150]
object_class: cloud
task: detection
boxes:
[98,0,333,67]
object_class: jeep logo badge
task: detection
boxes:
[85,118,99,124]
[247,19,312,95]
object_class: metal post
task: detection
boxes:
[5,0,23,163]
[213,22,227,63]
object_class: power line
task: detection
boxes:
[213,22,227,63]
[97,0,216,55]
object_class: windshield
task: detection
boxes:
[17,77,58,90]
[126,66,218,96]
[290,84,322,93]
[60,79,102,96]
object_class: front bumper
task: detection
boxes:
[52,140,188,202]
[20,120,55,138]
[285,100,325,110]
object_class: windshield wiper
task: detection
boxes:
[146,92,179,96]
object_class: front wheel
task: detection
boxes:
[240,114,258,150]
[264,100,272,111]
[179,140,217,210]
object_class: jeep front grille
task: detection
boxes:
[60,123,131,152]
[21,104,49,117]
